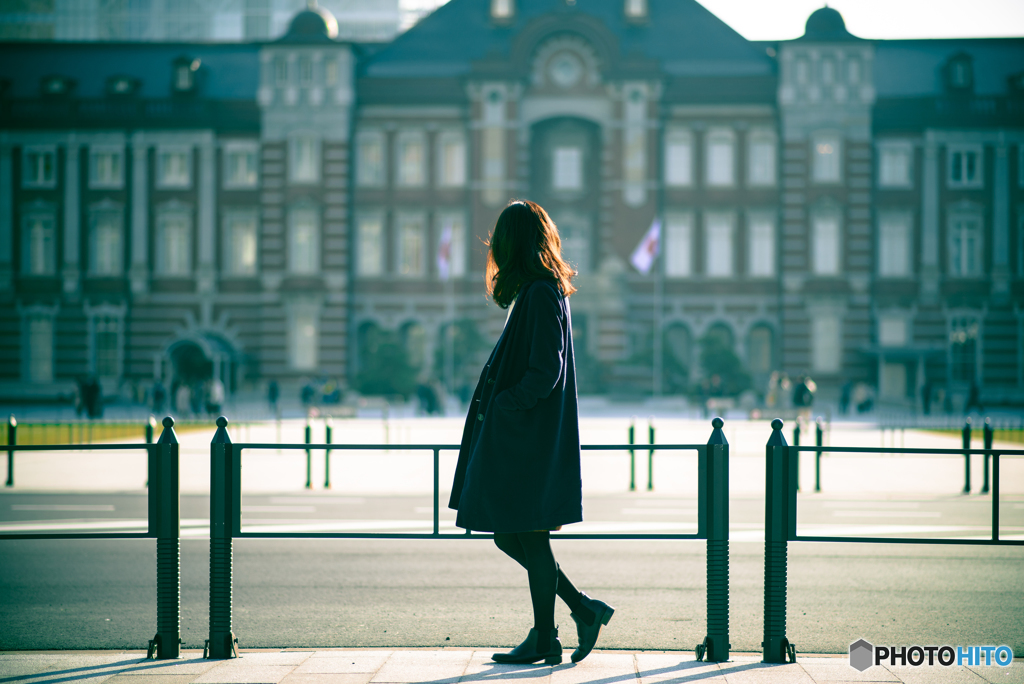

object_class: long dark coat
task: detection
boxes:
[448,279,582,533]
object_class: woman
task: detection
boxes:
[449,200,614,666]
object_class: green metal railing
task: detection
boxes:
[0,417,183,660]
[204,416,732,662]
[761,418,1024,664]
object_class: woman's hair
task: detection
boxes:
[485,199,577,309]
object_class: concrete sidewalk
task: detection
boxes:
[1,649,1021,684]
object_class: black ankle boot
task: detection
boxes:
[491,627,562,665]
[570,593,614,663]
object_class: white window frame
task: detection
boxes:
[156,146,193,189]
[878,211,913,278]
[356,211,386,277]
[948,209,983,277]
[288,205,320,274]
[436,210,468,279]
[288,303,320,371]
[289,134,320,185]
[664,211,693,278]
[223,209,259,276]
[811,210,842,276]
[812,132,842,184]
[22,145,57,189]
[22,308,56,383]
[356,130,386,188]
[947,145,983,189]
[21,204,57,276]
[436,131,467,188]
[88,202,124,276]
[395,211,426,278]
[704,211,735,277]
[705,128,735,188]
[746,130,776,188]
[156,205,193,276]
[811,315,842,374]
[664,128,693,188]
[552,146,583,192]
[878,141,913,189]
[88,309,124,379]
[747,210,775,277]
[222,141,260,189]
[89,145,125,189]
[395,130,426,188]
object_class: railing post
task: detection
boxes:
[5,415,16,487]
[698,417,729,662]
[628,418,636,492]
[792,420,800,492]
[962,418,972,494]
[981,418,992,495]
[207,416,238,659]
[304,421,312,490]
[647,418,655,492]
[814,418,823,493]
[148,417,181,660]
[763,418,795,663]
[145,416,156,488]
[324,418,333,490]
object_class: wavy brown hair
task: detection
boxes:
[485,200,577,309]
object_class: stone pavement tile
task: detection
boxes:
[717,660,813,684]
[462,651,553,680]
[118,656,221,676]
[280,675,375,684]
[105,676,200,684]
[966,661,1024,684]
[548,655,637,684]
[889,664,1007,683]
[0,654,146,682]
[799,659,900,682]
[191,665,297,684]
[308,653,393,661]
[293,654,391,674]
[370,650,473,683]
[635,653,723,682]
[232,653,315,666]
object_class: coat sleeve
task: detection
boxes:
[496,283,565,411]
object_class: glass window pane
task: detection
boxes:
[813,215,840,275]
[159,213,191,275]
[813,136,840,182]
[812,316,841,373]
[27,316,54,383]
[665,215,691,277]
[92,212,123,275]
[879,214,910,277]
[292,311,318,370]
[292,138,317,182]
[398,214,425,277]
[748,216,774,276]
[95,316,120,377]
[665,133,692,186]
[553,146,582,190]
[25,214,56,275]
[228,214,258,275]
[290,209,318,273]
[437,213,466,279]
[707,137,734,186]
[748,140,775,186]
[357,215,384,277]
[440,138,466,187]
[705,214,733,276]
[358,135,384,187]
[398,136,425,186]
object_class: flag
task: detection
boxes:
[630,217,661,275]
[437,220,453,281]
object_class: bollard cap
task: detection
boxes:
[216,416,228,428]
[771,418,783,431]
[148,415,157,427]
[212,415,232,444]
[708,416,727,445]
[162,416,175,428]
[712,417,724,429]
[8,414,16,427]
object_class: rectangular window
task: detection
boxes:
[665,213,692,277]
[747,213,775,277]
[156,209,191,275]
[491,0,512,19]
[325,58,338,86]
[552,146,582,191]
[93,315,120,378]
[299,56,313,86]
[811,315,841,373]
[878,213,911,277]
[747,134,776,187]
[289,207,319,274]
[881,362,907,399]
[437,133,467,188]
[396,132,426,187]
[22,147,56,188]
[625,0,647,17]
[356,213,384,277]
[157,148,191,188]
[224,145,258,188]
[89,147,124,189]
[812,133,841,183]
[290,136,319,184]
[879,317,908,347]
[665,129,692,187]
[22,211,56,276]
[90,209,123,276]
[706,130,734,187]
[948,147,982,188]
[879,145,912,187]
[396,212,426,277]
[290,309,318,370]
[949,316,978,383]
[705,212,734,276]
[274,56,288,85]
[225,211,258,276]
[26,315,54,383]
[812,213,841,275]
[357,132,385,187]
[436,212,467,279]
[950,215,982,276]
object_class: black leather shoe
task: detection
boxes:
[570,593,614,663]
[491,627,562,665]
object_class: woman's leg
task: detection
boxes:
[492,533,595,624]
[514,531,557,645]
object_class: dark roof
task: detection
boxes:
[798,7,861,42]
[0,42,261,100]
[874,38,1024,97]
[362,0,774,79]
[279,6,339,44]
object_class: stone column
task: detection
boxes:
[992,134,1010,299]
[130,133,149,295]
[481,84,507,207]
[919,132,939,303]
[622,82,647,207]
[0,142,12,291]
[63,137,81,296]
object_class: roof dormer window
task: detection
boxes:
[945,53,973,92]
[106,75,139,97]
[624,0,647,20]
[491,0,513,21]
[41,75,73,97]
[172,57,201,94]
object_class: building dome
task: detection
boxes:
[282,2,339,43]
[800,6,859,41]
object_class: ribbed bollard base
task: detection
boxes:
[208,537,236,659]
[704,539,730,661]
[156,537,180,659]
[762,540,788,662]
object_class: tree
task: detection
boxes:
[356,325,418,399]
[698,332,751,397]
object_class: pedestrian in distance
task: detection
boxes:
[449,200,614,666]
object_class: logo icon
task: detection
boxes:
[850,639,873,671]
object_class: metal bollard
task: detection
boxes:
[207,417,238,659]
[628,418,636,492]
[147,417,181,660]
[814,418,823,493]
[762,418,796,663]
[304,422,312,490]
[647,418,655,492]
[324,418,333,490]
[5,415,15,487]
[697,417,730,662]
[981,418,992,495]
[962,418,972,494]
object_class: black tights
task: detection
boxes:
[493,531,592,635]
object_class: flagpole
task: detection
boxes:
[653,235,663,396]
[445,275,455,401]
